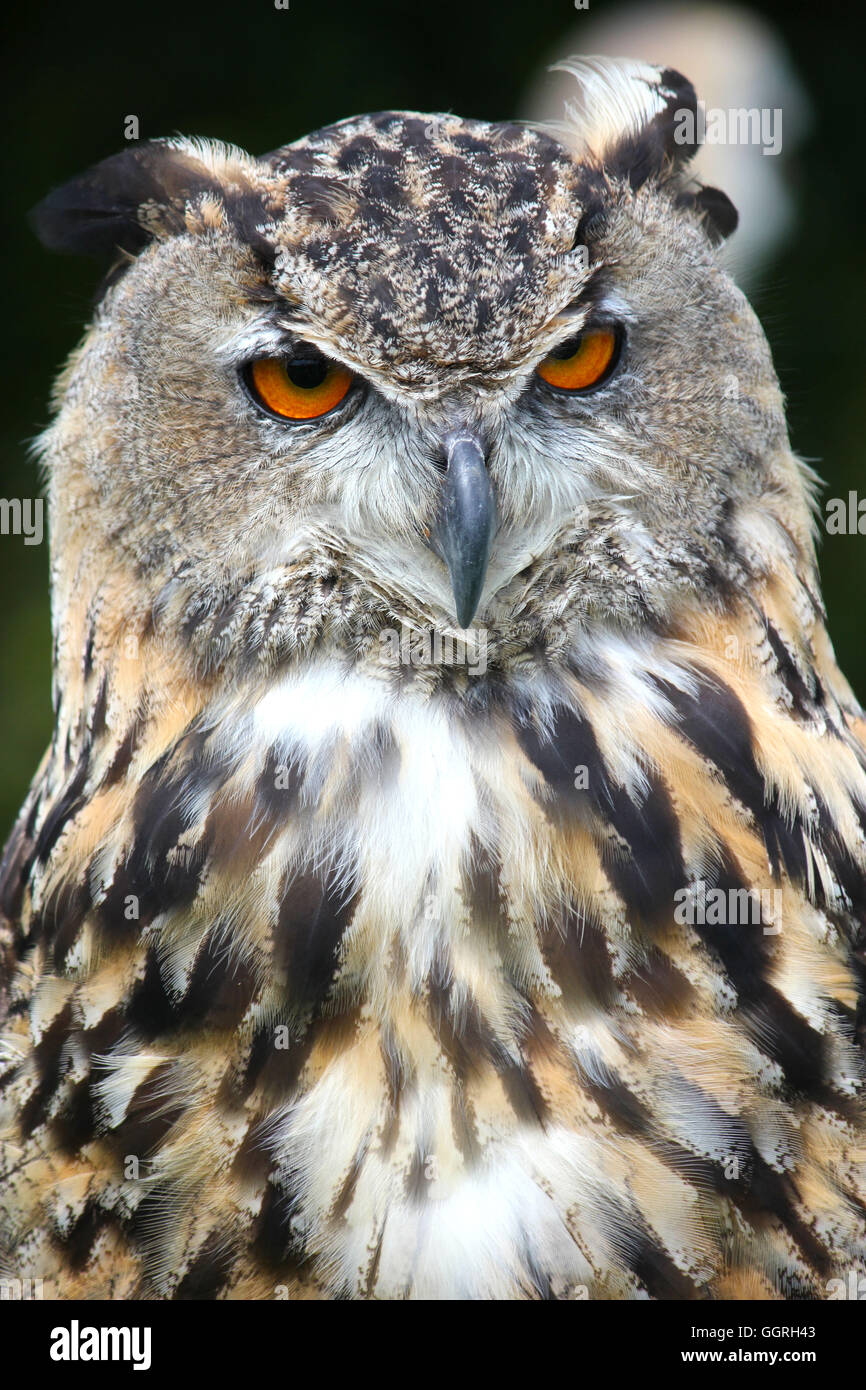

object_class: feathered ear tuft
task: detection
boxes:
[680,183,739,245]
[31,142,214,258]
[548,57,699,185]
[29,138,263,260]
[544,56,738,242]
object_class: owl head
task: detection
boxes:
[33,58,813,693]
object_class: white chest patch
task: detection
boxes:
[251,663,484,965]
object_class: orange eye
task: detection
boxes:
[536,327,620,393]
[246,353,354,420]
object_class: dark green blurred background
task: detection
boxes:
[1,0,863,840]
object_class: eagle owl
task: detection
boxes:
[2,58,865,1302]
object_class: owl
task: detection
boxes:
[1,57,865,1303]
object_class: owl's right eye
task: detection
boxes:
[243,352,355,421]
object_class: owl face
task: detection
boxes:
[35,61,806,683]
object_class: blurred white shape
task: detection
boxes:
[520,1,810,289]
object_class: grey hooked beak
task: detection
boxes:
[429,432,496,629]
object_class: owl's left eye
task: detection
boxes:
[243,351,355,421]
[536,326,621,393]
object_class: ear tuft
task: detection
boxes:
[541,57,739,244]
[679,183,739,245]
[30,141,233,260]
[546,56,699,188]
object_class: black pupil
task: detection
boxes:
[550,333,585,361]
[285,356,329,390]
